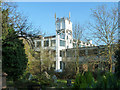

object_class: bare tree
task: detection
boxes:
[73,23,85,74]
[88,5,118,72]
[27,44,55,75]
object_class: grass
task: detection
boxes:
[6,79,75,89]
[53,79,75,88]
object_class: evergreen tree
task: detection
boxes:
[2,2,28,81]
[2,28,28,81]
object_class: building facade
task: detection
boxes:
[34,14,95,72]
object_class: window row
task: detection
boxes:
[36,40,56,47]
[36,40,66,47]
[60,49,99,57]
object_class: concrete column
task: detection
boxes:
[56,35,60,71]
[49,39,51,47]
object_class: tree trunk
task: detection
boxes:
[110,56,112,72]
[76,42,79,75]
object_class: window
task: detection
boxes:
[44,40,49,47]
[66,50,71,57]
[53,50,56,57]
[60,51,62,57]
[67,36,68,39]
[63,62,65,70]
[73,43,76,47]
[54,61,56,69]
[60,50,65,57]
[60,40,65,46]
[79,50,86,56]
[51,40,56,46]
[60,61,63,69]
[88,49,98,55]
[70,40,72,43]
[60,33,65,39]
[36,41,41,47]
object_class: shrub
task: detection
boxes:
[115,50,120,79]
[35,73,53,86]
[55,71,76,80]
[73,71,95,88]
[95,72,120,88]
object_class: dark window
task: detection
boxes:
[51,40,56,46]
[73,43,76,47]
[60,61,62,69]
[60,40,65,46]
[44,40,49,47]
[52,50,56,57]
[88,49,98,55]
[63,62,65,70]
[93,49,98,55]
[66,50,72,57]
[60,51,62,57]
[79,50,86,56]
[37,41,41,47]
[54,61,56,69]
[60,50,65,57]
[67,36,68,39]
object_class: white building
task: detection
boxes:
[34,13,95,72]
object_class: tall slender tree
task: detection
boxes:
[73,23,85,74]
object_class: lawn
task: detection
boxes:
[54,79,75,88]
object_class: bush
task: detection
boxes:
[55,70,76,80]
[35,73,53,86]
[115,50,120,79]
[94,72,120,88]
[73,71,95,88]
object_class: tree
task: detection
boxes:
[27,46,55,75]
[72,23,85,75]
[2,28,28,81]
[2,2,40,49]
[2,2,30,81]
[88,5,118,72]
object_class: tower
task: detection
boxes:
[55,13,73,71]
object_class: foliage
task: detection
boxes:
[33,73,52,86]
[73,71,95,88]
[7,79,40,89]
[28,48,55,75]
[2,2,28,81]
[115,49,120,79]
[2,29,28,81]
[73,71,120,89]
[94,72,120,88]
[21,70,31,80]
[61,62,76,79]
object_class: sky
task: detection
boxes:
[16,2,118,45]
